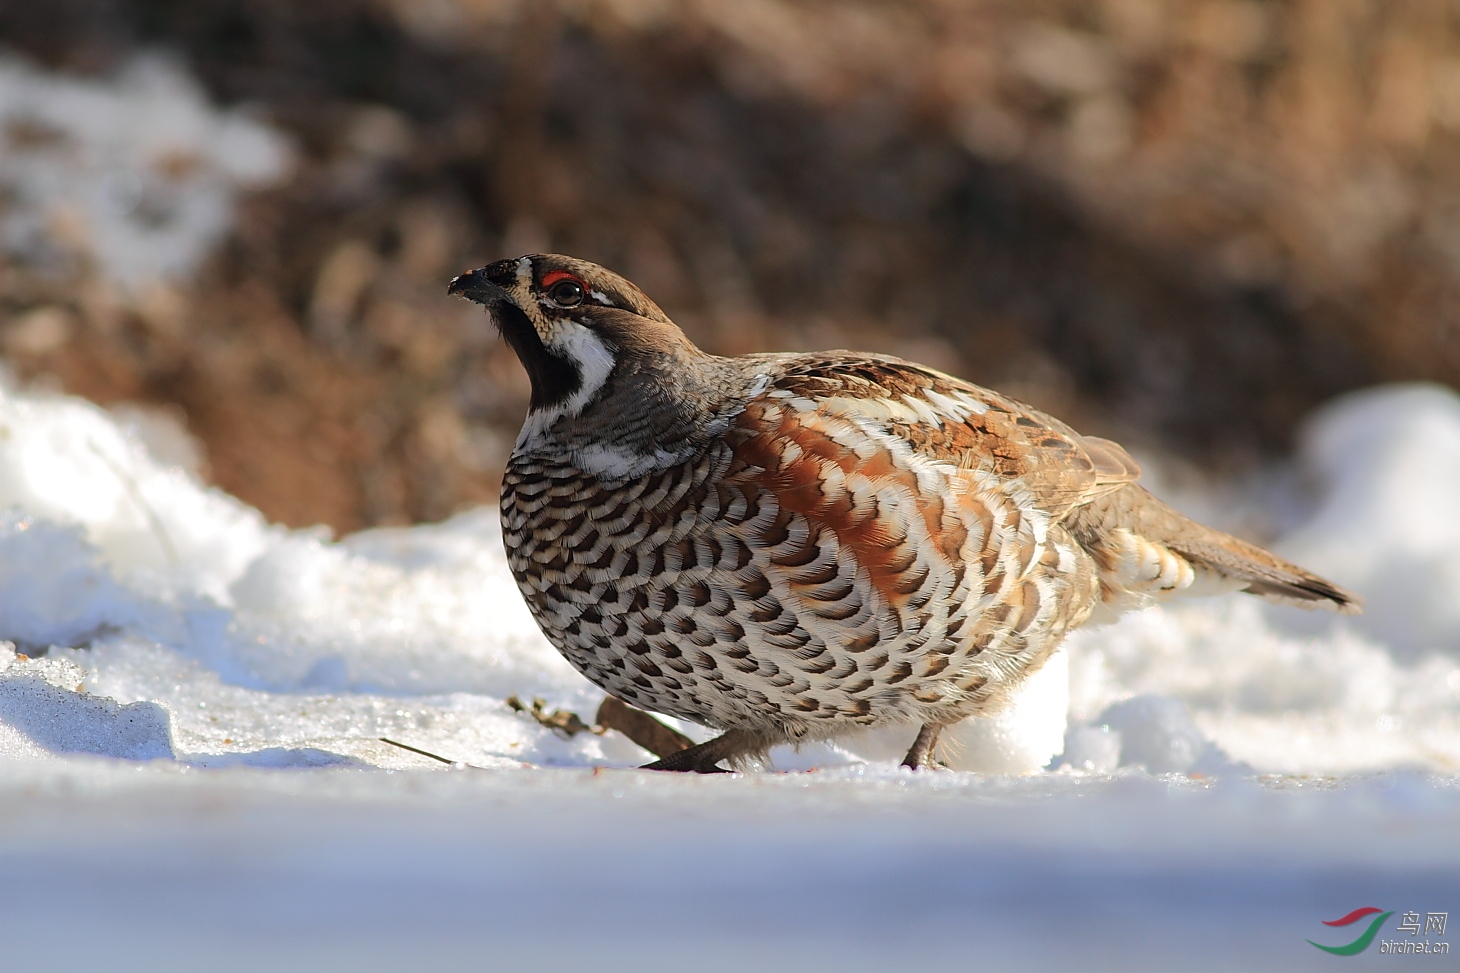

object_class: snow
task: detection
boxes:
[1278,383,1460,659]
[0,647,173,761]
[0,54,292,289]
[0,379,1457,969]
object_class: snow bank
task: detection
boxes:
[0,54,291,289]
[1057,383,1460,776]
[0,643,172,760]
[1279,382,1460,658]
[0,380,1456,777]
[0,382,646,768]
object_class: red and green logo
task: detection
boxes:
[1308,907,1394,955]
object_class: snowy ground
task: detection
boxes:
[1,379,1458,970]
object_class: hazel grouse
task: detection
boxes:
[450,254,1359,773]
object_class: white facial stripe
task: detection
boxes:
[553,323,615,413]
[514,322,617,449]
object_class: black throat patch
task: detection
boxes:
[491,300,581,413]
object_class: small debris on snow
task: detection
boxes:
[506,694,597,739]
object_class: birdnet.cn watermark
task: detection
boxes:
[1378,912,1450,955]
[1307,908,1449,956]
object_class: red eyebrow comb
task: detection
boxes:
[541,269,587,290]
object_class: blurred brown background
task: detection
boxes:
[0,0,1454,532]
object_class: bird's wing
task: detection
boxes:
[761,352,1140,519]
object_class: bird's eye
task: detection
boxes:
[547,279,586,307]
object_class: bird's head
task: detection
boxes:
[449,254,701,431]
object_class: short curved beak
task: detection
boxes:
[447,268,512,306]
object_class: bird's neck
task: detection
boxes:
[514,352,764,479]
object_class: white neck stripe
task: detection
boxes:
[515,323,616,449]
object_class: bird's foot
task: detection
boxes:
[595,695,694,758]
[900,723,945,770]
[640,729,756,773]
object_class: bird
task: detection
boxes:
[449,254,1360,773]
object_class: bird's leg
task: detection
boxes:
[901,723,944,770]
[641,729,758,773]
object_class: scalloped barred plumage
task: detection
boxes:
[450,255,1361,772]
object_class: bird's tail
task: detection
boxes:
[1064,484,1362,616]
